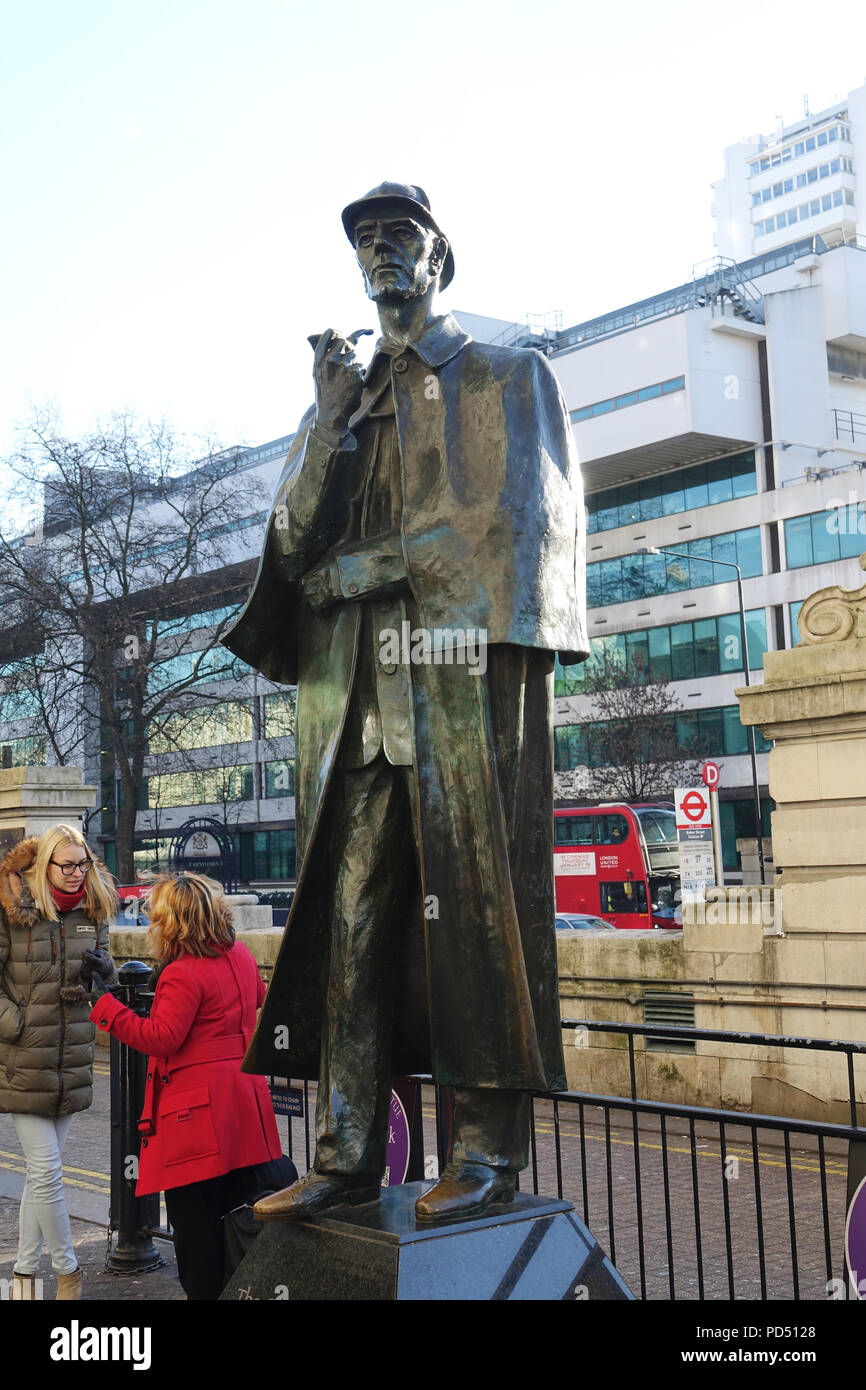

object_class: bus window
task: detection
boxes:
[594,814,630,845]
[600,881,649,914]
[555,815,593,846]
[635,809,677,844]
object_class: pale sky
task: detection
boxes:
[2,0,865,465]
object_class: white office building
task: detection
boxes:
[712,82,866,264]
[460,224,866,876]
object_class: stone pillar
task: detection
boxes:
[0,765,98,853]
[736,836,774,885]
[737,560,866,937]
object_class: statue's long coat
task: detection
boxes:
[223,315,587,1091]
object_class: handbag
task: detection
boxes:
[222,1153,299,1278]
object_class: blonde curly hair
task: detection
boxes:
[145,872,235,962]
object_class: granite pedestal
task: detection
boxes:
[220,1181,634,1301]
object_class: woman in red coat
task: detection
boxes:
[91,872,282,1299]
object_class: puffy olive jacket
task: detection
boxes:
[0,837,116,1117]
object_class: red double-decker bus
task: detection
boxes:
[554,803,679,930]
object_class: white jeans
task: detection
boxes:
[11,1114,77,1275]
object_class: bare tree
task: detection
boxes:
[0,409,266,881]
[558,648,709,802]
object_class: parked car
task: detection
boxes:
[555,913,618,932]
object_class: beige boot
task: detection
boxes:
[55,1266,82,1301]
[10,1270,38,1301]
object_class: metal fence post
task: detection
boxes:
[105,960,164,1274]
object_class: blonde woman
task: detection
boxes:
[0,823,117,1301]
[91,872,283,1300]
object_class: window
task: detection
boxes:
[585,528,762,606]
[555,815,593,846]
[0,734,45,765]
[634,809,677,845]
[146,764,254,808]
[571,377,684,427]
[585,451,755,534]
[554,725,587,771]
[0,688,41,722]
[156,604,243,638]
[264,691,296,739]
[148,647,249,692]
[147,700,252,753]
[239,828,296,882]
[784,505,866,568]
[594,814,630,845]
[552,704,772,770]
[600,881,648,914]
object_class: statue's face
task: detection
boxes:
[353,209,446,303]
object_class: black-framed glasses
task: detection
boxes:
[49,858,92,877]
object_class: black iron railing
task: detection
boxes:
[264,1021,866,1301]
[109,980,866,1299]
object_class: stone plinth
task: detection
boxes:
[0,765,97,849]
[220,1182,633,1302]
[737,571,866,936]
[736,837,774,885]
[224,896,273,931]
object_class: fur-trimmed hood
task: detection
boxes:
[0,835,113,931]
[0,836,42,931]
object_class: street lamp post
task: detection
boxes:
[637,546,766,886]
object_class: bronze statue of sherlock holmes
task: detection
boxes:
[222,182,588,1223]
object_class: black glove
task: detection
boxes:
[80,949,117,996]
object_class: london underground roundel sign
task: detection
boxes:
[675,787,712,829]
[681,790,708,822]
[701,761,721,789]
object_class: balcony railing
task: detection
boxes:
[833,408,866,444]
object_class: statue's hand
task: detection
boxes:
[311,329,369,438]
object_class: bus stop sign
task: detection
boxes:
[701,761,721,789]
[675,788,711,828]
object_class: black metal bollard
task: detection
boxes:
[106,960,164,1274]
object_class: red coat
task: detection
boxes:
[91,943,281,1196]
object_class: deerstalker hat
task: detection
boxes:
[341,182,455,289]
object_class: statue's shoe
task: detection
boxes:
[253,1170,380,1223]
[414,1160,516,1224]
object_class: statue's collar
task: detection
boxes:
[366,313,471,378]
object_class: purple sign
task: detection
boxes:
[845,1174,866,1298]
[382,1090,410,1187]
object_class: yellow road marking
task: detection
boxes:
[0,1149,110,1184]
[529,1122,847,1176]
[0,1160,109,1194]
